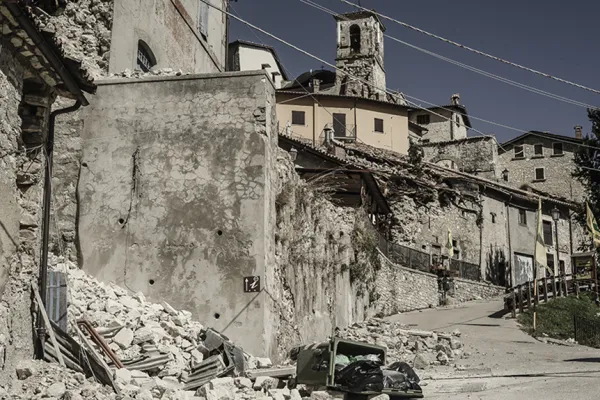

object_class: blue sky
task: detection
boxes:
[228,0,600,142]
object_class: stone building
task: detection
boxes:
[340,143,586,287]
[334,10,387,101]
[0,0,95,376]
[408,94,472,143]
[497,129,585,202]
[228,40,289,88]
[420,136,498,179]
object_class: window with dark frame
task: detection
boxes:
[417,114,430,125]
[514,145,524,159]
[534,144,543,156]
[374,118,384,133]
[455,115,460,125]
[136,40,156,72]
[553,142,564,155]
[535,167,545,181]
[518,209,527,225]
[543,220,553,245]
[291,111,305,125]
[559,260,565,275]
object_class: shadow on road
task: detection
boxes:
[488,309,510,319]
[565,358,600,363]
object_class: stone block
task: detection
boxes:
[46,382,67,398]
[254,376,279,391]
[113,327,134,349]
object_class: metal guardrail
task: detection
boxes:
[376,232,481,281]
[574,314,600,348]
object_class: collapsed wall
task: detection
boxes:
[270,152,377,359]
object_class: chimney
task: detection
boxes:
[451,93,460,106]
[312,78,320,93]
[575,125,583,139]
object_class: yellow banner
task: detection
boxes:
[586,203,600,248]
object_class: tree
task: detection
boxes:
[573,109,600,242]
[408,138,424,176]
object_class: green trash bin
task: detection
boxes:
[295,338,424,398]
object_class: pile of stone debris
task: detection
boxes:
[2,259,464,399]
[107,68,188,79]
[338,319,467,368]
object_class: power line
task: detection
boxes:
[337,0,600,96]
[212,0,600,156]
[209,0,502,149]
[301,0,596,110]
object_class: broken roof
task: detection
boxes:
[501,130,583,149]
[341,141,577,209]
[229,40,290,81]
[1,1,96,102]
[278,134,392,215]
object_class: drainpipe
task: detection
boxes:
[36,100,82,359]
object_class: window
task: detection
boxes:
[136,40,156,72]
[374,118,384,133]
[514,145,524,159]
[518,209,527,225]
[198,1,209,38]
[291,111,305,125]
[455,115,460,125]
[546,254,555,276]
[534,167,545,181]
[333,113,347,137]
[491,213,497,223]
[543,220,553,245]
[350,24,361,53]
[553,142,564,156]
[417,114,430,125]
[559,260,566,275]
[534,144,543,156]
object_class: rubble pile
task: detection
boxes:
[108,68,189,79]
[0,360,116,400]
[49,259,292,399]
[33,0,114,79]
[339,319,467,368]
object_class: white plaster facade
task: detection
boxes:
[228,40,288,88]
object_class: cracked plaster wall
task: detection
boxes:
[76,71,278,358]
[0,45,49,381]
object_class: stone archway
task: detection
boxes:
[430,155,462,171]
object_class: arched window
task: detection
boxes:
[350,24,361,53]
[136,40,156,72]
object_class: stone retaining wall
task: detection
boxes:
[372,251,505,316]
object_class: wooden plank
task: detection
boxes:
[526,282,532,310]
[543,277,548,302]
[74,324,112,374]
[552,276,558,298]
[246,366,296,379]
[32,281,65,367]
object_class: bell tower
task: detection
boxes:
[334,11,386,100]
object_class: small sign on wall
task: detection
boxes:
[244,276,261,293]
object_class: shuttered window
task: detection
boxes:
[199,1,209,38]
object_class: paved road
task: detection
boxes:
[388,299,600,400]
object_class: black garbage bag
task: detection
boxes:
[383,362,421,391]
[387,362,420,383]
[335,360,384,393]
